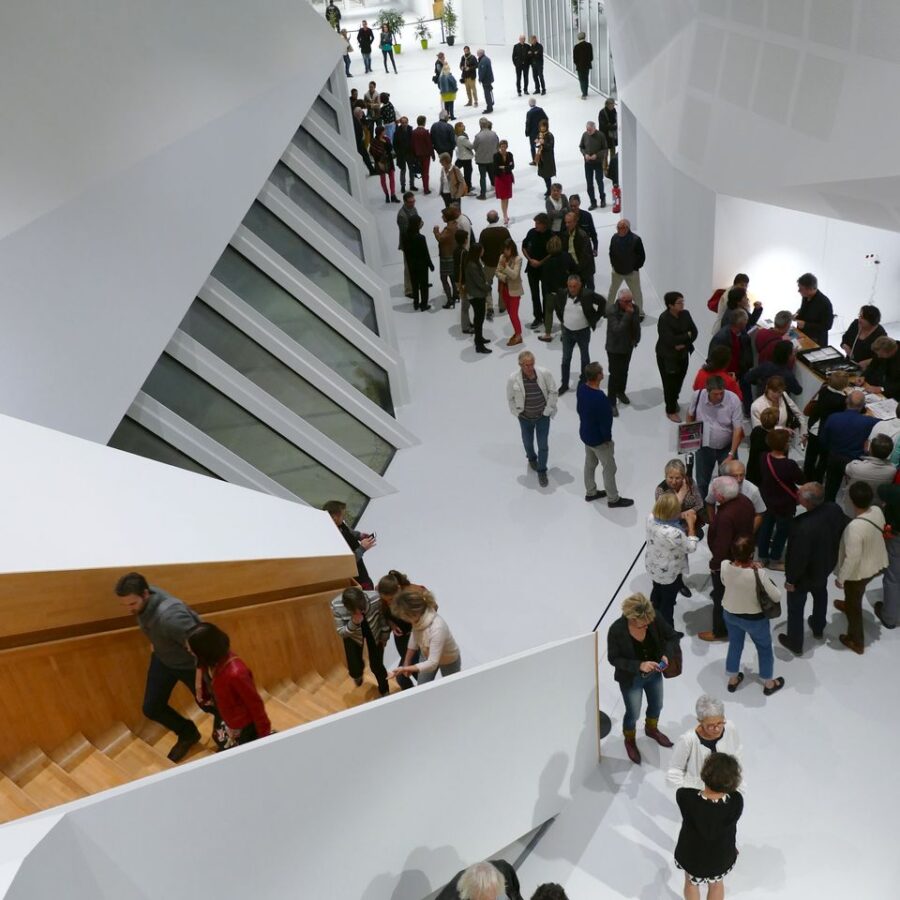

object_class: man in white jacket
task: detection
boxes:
[834,481,888,654]
[507,350,558,488]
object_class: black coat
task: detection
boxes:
[709,325,754,376]
[607,615,679,686]
[392,123,414,161]
[573,40,593,71]
[656,310,698,372]
[598,106,618,148]
[561,226,595,279]
[525,105,547,139]
[512,42,529,66]
[459,52,478,80]
[865,350,900,399]
[784,502,848,590]
[356,26,374,53]
[552,287,606,330]
[608,231,645,274]
[403,233,434,274]
[796,290,834,347]
[435,860,522,900]
[540,252,577,293]
[528,41,545,69]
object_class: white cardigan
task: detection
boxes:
[837,507,888,582]
[750,392,807,437]
[409,613,460,674]
[721,561,781,615]
[667,724,744,791]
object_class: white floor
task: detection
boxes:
[342,15,900,899]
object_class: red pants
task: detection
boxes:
[379,169,396,197]
[502,285,521,335]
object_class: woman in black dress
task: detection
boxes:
[403,217,434,311]
[675,752,743,899]
[841,304,885,368]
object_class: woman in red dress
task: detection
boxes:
[492,140,515,226]
[188,623,272,748]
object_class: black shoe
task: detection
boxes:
[639,314,645,322]
[167,728,201,763]
[678,582,692,598]
[475,345,493,354]
[806,615,824,638]
[410,186,419,192]
[442,301,454,309]
[617,392,630,405]
[353,676,364,686]
[588,203,598,211]
[413,302,420,310]
[585,491,606,502]
[420,303,431,311]
[600,199,607,208]
[462,327,475,334]
[874,601,896,629]
[486,311,494,321]
[528,459,538,471]
[384,196,391,203]
[611,404,619,417]
[538,471,549,487]
[608,497,635,508]
[541,91,546,95]
[478,194,487,200]
[529,318,542,328]
[390,195,400,203]
[778,633,802,655]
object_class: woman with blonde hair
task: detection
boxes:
[438,62,459,120]
[607,593,679,764]
[454,121,475,192]
[655,458,705,598]
[389,588,461,684]
[645,492,699,626]
[377,570,425,689]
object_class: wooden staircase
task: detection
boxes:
[0,666,396,826]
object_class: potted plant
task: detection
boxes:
[414,17,431,50]
[442,1,457,46]
[377,9,406,54]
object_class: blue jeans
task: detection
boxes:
[787,585,827,649]
[723,611,774,680]
[343,54,351,76]
[519,415,551,474]
[362,52,372,73]
[694,445,732,503]
[620,670,663,732]
[757,511,791,562]
[417,656,461,684]
[561,326,591,389]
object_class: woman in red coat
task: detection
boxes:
[188,623,271,748]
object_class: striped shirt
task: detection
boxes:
[522,374,547,419]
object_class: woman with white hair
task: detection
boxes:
[667,695,743,791]
[388,588,461,684]
[436,859,522,900]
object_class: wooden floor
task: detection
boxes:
[0,665,395,825]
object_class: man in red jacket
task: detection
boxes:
[410,115,435,194]
[702,476,756,641]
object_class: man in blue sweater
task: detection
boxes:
[577,362,634,508]
[820,390,878,502]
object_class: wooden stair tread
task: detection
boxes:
[258,691,306,732]
[272,680,336,719]
[1,747,87,810]
[50,733,130,794]
[0,775,40,823]
[136,719,214,761]
[93,723,174,778]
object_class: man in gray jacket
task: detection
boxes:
[606,290,641,415]
[331,587,391,696]
[115,572,206,761]
[472,117,500,200]
[579,121,607,209]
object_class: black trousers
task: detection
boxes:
[607,350,633,398]
[343,635,389,694]
[143,654,199,739]
[651,581,679,627]
[710,570,728,637]
[657,356,688,414]
[824,453,851,502]
[532,65,546,93]
[477,162,494,196]
[455,158,473,190]
[393,630,420,691]
[803,432,828,481]
[471,296,487,346]
[357,145,376,175]
[584,160,606,203]
[527,268,543,322]
[481,81,494,109]
[410,265,430,309]
[397,158,417,190]
[515,63,530,93]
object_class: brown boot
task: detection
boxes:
[644,717,673,748]
[624,730,641,764]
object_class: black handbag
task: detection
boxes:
[754,569,782,619]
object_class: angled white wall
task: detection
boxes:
[0,0,343,442]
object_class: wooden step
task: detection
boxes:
[0,774,40,823]
[299,671,348,711]
[93,723,174,779]
[135,717,214,763]
[1,746,87,810]
[49,733,130,795]
[270,679,332,721]
[258,690,306,733]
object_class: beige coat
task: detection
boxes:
[496,255,524,296]
[837,507,888,582]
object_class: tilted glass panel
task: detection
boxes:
[141,355,368,520]
[291,125,351,193]
[243,201,378,334]
[108,417,221,479]
[179,301,394,475]
[268,161,364,260]
[211,247,394,414]
[313,96,340,131]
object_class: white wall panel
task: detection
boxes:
[0,634,599,900]
[0,0,343,442]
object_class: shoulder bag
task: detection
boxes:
[656,621,683,679]
[766,452,799,502]
[753,568,782,619]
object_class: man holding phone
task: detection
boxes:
[323,500,377,589]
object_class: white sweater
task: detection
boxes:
[667,724,744,791]
[721,561,781,615]
[409,613,460,674]
[837,507,888,582]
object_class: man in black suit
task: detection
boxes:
[524,97,546,163]
[552,274,606,395]
[562,211,596,290]
[528,35,546,94]
[794,272,834,347]
[781,482,848,654]
[512,34,530,95]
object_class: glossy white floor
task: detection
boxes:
[342,15,898,899]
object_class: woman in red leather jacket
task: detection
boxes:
[188,623,271,748]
